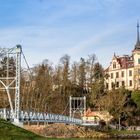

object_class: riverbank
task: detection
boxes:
[24,123,140,139]
[24,123,110,138]
[2,118,140,139]
[109,130,140,139]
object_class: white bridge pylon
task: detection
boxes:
[0,45,21,123]
[69,96,86,118]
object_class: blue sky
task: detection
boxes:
[0,0,140,68]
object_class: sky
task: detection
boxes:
[0,0,140,68]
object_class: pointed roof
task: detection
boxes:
[113,52,116,57]
[134,22,140,50]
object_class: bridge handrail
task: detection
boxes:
[0,108,82,124]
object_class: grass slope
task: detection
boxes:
[0,119,47,140]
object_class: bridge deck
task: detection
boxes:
[0,108,99,126]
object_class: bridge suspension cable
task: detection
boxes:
[21,50,32,79]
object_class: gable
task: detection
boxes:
[109,57,121,70]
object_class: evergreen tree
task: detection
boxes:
[78,57,86,95]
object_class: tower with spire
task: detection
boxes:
[134,22,140,50]
[133,22,140,66]
[105,22,140,90]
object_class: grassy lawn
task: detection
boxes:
[0,119,47,140]
[108,129,140,135]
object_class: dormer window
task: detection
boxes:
[113,62,116,69]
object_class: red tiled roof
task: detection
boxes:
[104,55,134,72]
[116,56,134,68]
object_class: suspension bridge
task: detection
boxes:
[0,45,99,127]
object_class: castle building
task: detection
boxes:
[105,23,140,90]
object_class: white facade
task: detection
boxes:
[105,56,134,90]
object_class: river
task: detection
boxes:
[50,138,135,140]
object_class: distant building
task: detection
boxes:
[105,23,140,90]
[82,108,113,123]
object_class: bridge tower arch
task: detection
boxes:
[0,45,21,123]
[69,96,86,118]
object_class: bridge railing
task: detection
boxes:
[0,108,13,120]
[19,110,82,124]
[0,108,82,125]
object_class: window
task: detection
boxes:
[129,80,132,86]
[106,83,108,89]
[138,69,140,74]
[129,70,132,76]
[138,58,140,64]
[139,79,140,85]
[113,62,116,69]
[111,73,113,79]
[116,82,119,88]
[111,82,114,88]
[121,71,124,77]
[122,81,125,86]
[116,72,119,78]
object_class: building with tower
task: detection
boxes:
[105,23,140,90]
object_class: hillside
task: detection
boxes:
[0,119,47,140]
